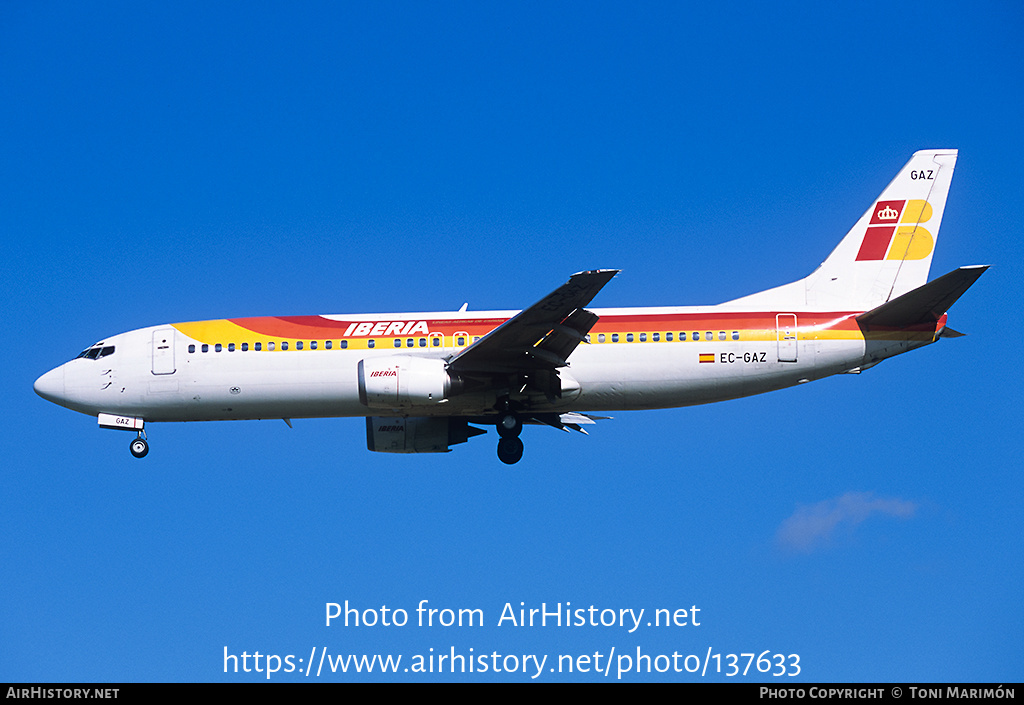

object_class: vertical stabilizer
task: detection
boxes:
[805,149,958,310]
[722,150,958,311]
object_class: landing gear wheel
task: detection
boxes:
[497,437,524,465]
[496,411,522,438]
[130,437,149,458]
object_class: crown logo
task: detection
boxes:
[877,205,899,220]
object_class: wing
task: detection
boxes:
[448,269,618,399]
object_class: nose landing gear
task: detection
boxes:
[129,431,149,458]
[98,414,149,458]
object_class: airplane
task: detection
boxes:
[34,149,986,465]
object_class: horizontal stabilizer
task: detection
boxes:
[857,265,988,328]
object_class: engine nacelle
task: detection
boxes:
[358,356,455,409]
[366,417,486,453]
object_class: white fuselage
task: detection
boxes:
[34,304,925,425]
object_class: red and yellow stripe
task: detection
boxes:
[171,310,934,349]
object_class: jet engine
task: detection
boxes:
[357,356,460,409]
[365,417,486,453]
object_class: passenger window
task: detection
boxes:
[705,332,712,341]
[407,338,415,348]
[325,340,332,349]
[718,331,726,341]
[228,343,236,352]
[732,331,740,340]
[457,336,465,346]
[431,337,440,347]
[598,333,606,343]
[394,339,401,348]
[640,333,647,342]
[419,338,426,347]
[188,344,196,353]
[310,341,317,350]
[653,333,659,342]
[215,344,222,352]
[281,342,289,351]
[268,342,275,351]
[627,333,634,342]
[666,332,673,342]
[341,340,348,349]
[201,344,209,353]
[255,342,262,351]
[241,343,248,351]
[296,341,303,350]
[368,340,375,348]
[612,334,619,343]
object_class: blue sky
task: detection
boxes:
[2,1,1021,682]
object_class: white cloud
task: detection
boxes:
[776,492,917,553]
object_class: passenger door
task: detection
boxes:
[152,328,176,375]
[776,314,798,363]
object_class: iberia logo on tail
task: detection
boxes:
[855,199,935,261]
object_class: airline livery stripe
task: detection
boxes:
[169,317,927,348]
[174,312,866,344]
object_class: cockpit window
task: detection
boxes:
[76,345,115,360]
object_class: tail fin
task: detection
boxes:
[806,149,958,309]
[723,150,958,311]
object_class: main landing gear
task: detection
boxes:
[129,431,149,458]
[495,404,524,465]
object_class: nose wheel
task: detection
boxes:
[129,433,149,458]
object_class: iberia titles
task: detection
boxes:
[342,321,431,337]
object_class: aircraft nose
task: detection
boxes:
[34,366,66,406]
